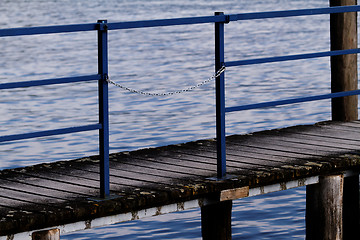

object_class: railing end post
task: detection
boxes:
[97,18,110,198]
[215,12,226,179]
[97,19,108,31]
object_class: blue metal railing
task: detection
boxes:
[214,5,360,179]
[0,21,110,198]
[0,5,359,196]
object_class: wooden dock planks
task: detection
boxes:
[1,120,360,236]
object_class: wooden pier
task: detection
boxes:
[1,120,360,239]
[1,1,360,239]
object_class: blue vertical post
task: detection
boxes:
[215,12,226,179]
[97,20,110,198]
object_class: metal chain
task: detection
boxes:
[105,66,226,96]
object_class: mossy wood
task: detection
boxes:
[1,121,360,236]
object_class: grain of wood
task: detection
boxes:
[1,121,360,236]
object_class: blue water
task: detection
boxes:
[63,188,306,240]
[0,0,342,238]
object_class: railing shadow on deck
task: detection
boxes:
[0,5,359,198]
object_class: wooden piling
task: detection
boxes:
[306,174,344,240]
[32,229,60,240]
[329,1,359,238]
[330,0,358,121]
[343,174,360,239]
[201,200,232,240]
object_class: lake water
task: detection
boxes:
[0,0,346,239]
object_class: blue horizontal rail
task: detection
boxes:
[228,5,360,21]
[1,5,359,37]
[0,124,102,143]
[0,23,97,37]
[226,90,360,113]
[225,48,360,67]
[0,74,101,90]
[108,15,224,30]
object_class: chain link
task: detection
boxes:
[105,66,226,96]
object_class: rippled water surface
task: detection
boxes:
[0,0,344,239]
[62,187,306,240]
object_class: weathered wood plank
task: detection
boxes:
[0,177,89,199]
[191,142,318,174]
[0,170,97,197]
[233,133,348,153]
[282,129,360,147]
[0,194,63,212]
[0,187,67,205]
[11,169,99,191]
[337,121,360,127]
[285,124,360,142]
[113,153,217,175]
[257,131,359,151]
[127,148,268,176]
[228,138,332,157]
[110,158,207,178]
[220,187,249,201]
[1,121,360,236]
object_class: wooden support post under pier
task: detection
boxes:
[343,174,360,239]
[32,229,60,240]
[306,174,344,240]
[201,200,232,240]
[330,0,358,121]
